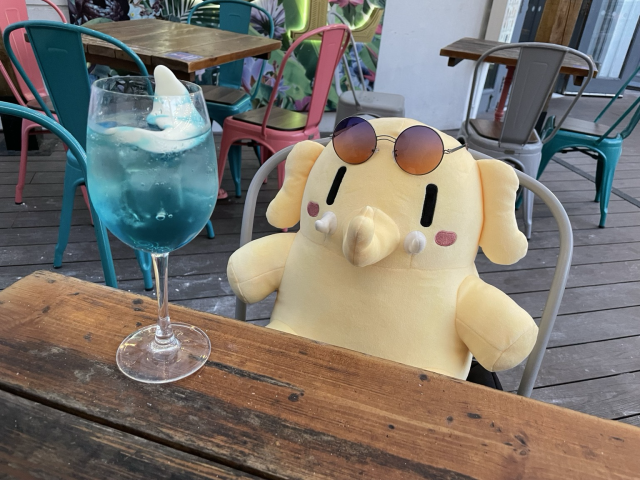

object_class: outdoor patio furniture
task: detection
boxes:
[233,137,573,398]
[538,63,640,228]
[217,24,350,195]
[187,0,275,199]
[2,270,640,478]
[329,11,405,126]
[3,20,159,289]
[0,101,138,288]
[440,37,597,122]
[457,42,594,239]
[0,0,67,204]
[80,18,281,82]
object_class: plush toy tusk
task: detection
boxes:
[315,211,337,235]
[404,231,426,255]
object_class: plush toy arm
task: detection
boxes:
[227,233,296,304]
[456,275,538,372]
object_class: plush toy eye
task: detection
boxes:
[326,166,347,205]
[420,184,438,227]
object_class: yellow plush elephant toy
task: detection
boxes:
[228,117,538,380]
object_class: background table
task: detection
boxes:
[440,37,597,122]
[82,19,281,81]
[1,272,639,479]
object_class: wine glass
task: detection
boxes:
[86,75,217,383]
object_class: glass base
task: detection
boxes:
[116,323,211,384]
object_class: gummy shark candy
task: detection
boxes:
[100,65,209,154]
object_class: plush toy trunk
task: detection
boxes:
[334,90,405,127]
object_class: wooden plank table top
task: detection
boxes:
[1,271,640,479]
[440,37,597,85]
[81,19,281,81]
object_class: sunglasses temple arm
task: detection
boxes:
[444,144,467,154]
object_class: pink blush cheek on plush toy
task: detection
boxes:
[307,201,320,217]
[435,230,457,247]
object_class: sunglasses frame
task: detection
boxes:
[331,116,466,175]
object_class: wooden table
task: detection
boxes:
[82,19,281,81]
[440,37,597,122]
[1,271,639,479]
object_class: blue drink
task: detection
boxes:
[87,124,217,254]
[89,71,216,385]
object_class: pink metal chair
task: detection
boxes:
[217,24,350,199]
[1,0,68,204]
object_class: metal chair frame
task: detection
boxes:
[3,20,156,288]
[460,42,593,239]
[0,101,121,287]
[233,138,573,398]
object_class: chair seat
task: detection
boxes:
[559,117,613,137]
[469,118,538,143]
[26,96,56,114]
[201,85,249,106]
[233,106,308,131]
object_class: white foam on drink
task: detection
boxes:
[100,66,209,154]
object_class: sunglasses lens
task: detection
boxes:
[333,116,376,165]
[394,126,444,175]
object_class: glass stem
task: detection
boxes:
[152,253,176,346]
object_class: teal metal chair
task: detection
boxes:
[0,101,123,288]
[187,0,274,199]
[538,64,640,228]
[2,20,158,288]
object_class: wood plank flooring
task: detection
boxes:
[1,93,640,429]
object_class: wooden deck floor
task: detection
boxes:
[1,94,640,429]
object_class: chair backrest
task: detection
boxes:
[3,20,148,148]
[234,139,573,398]
[187,0,273,99]
[590,62,640,141]
[327,10,365,108]
[464,42,595,146]
[0,0,67,102]
[260,24,350,136]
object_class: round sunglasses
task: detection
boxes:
[331,116,466,175]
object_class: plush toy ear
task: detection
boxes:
[266,141,325,229]
[477,160,528,265]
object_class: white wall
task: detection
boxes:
[26,0,69,22]
[375,0,491,130]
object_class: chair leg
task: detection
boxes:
[54,162,84,268]
[205,220,215,238]
[91,203,118,288]
[598,149,621,228]
[260,145,271,184]
[15,120,34,204]
[538,139,565,179]
[521,188,533,239]
[217,132,235,197]
[135,250,154,290]
[594,156,604,203]
[228,145,243,198]
[80,185,94,225]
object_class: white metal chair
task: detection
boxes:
[458,42,594,239]
[232,138,573,398]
